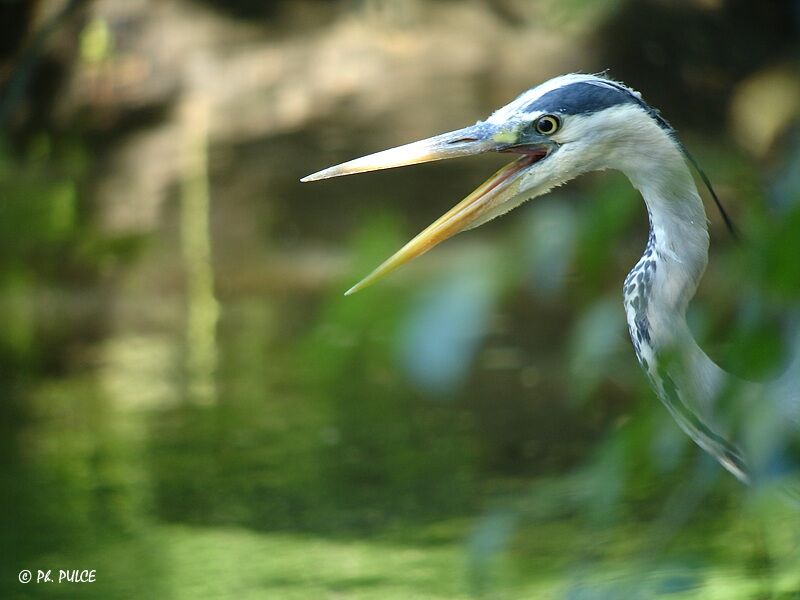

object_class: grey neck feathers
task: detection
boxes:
[620,136,749,482]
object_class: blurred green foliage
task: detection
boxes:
[2,0,800,598]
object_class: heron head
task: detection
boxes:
[302,74,670,294]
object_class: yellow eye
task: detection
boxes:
[535,114,561,135]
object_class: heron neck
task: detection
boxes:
[626,153,709,320]
[620,146,748,482]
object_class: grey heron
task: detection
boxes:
[302,73,799,485]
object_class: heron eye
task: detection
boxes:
[534,114,560,135]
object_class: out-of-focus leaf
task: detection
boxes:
[398,254,499,394]
[522,198,577,298]
[567,297,625,403]
[466,508,517,595]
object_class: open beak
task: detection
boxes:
[302,121,553,295]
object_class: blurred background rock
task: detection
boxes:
[1,0,799,598]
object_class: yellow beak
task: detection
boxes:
[302,122,551,295]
